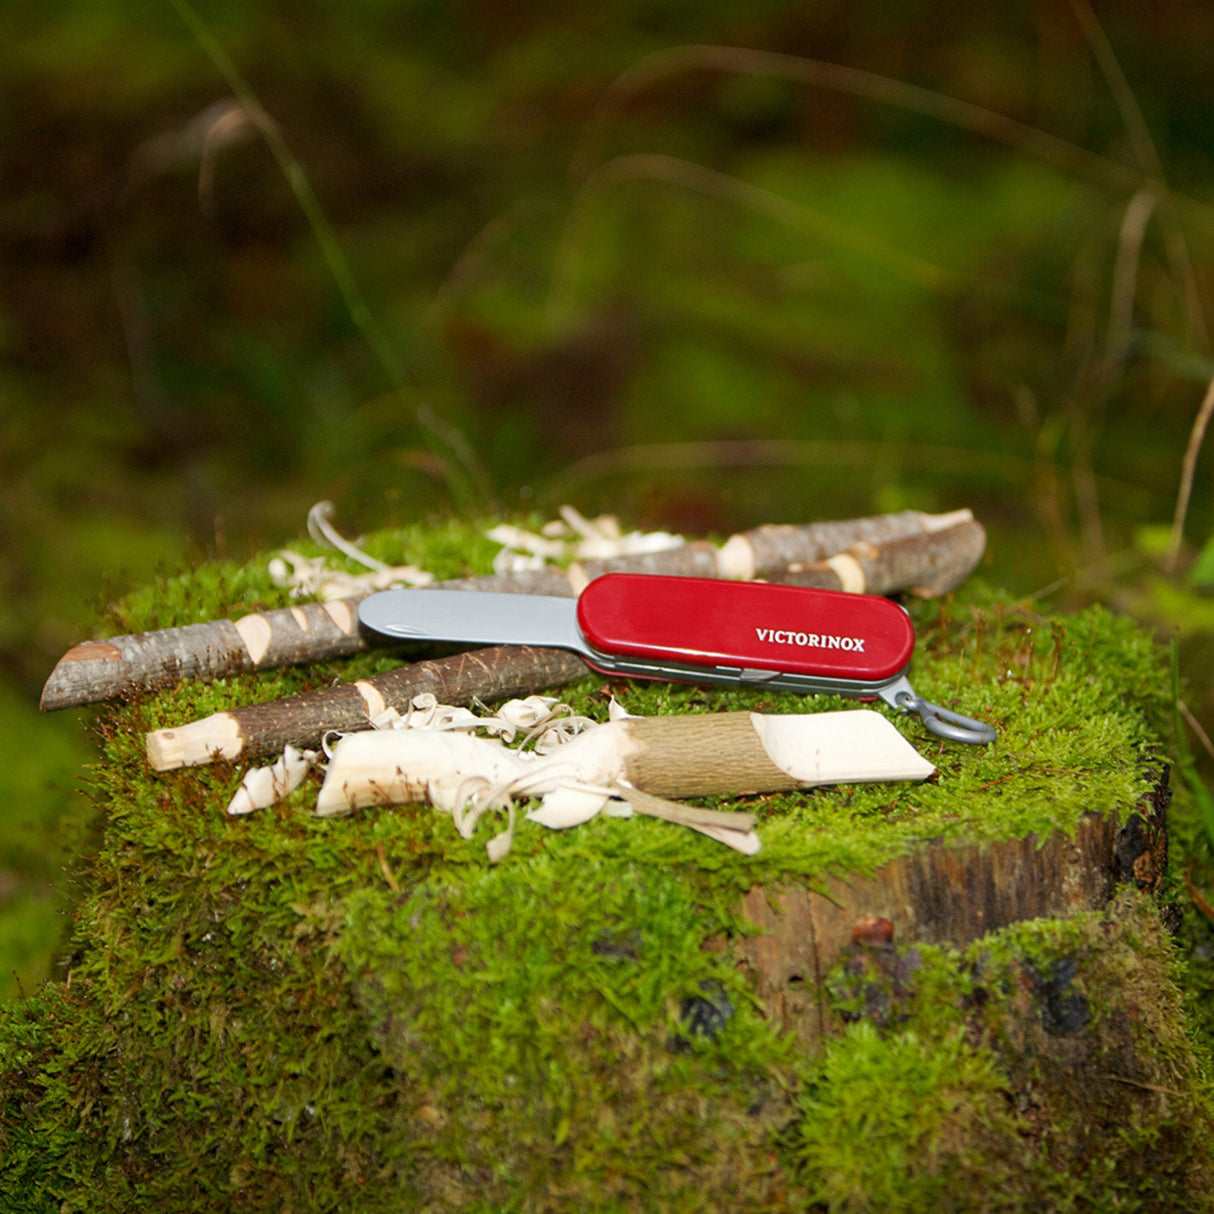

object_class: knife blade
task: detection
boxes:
[358,573,995,744]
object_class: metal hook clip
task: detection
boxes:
[879,676,996,745]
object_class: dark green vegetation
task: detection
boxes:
[1,522,1211,1210]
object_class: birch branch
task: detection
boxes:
[44,508,980,711]
[146,645,590,772]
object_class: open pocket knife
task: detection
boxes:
[358,573,995,744]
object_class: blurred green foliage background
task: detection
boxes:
[4,0,1214,999]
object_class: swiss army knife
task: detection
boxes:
[358,573,995,744]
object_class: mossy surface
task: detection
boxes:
[0,679,95,1002]
[807,891,1213,1211]
[1,518,1211,1211]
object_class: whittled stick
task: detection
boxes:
[766,518,985,597]
[41,556,684,712]
[617,710,935,797]
[315,708,935,816]
[715,508,974,580]
[40,598,367,712]
[40,551,717,712]
[45,508,978,711]
[146,645,589,772]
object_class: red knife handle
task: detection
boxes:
[575,574,914,683]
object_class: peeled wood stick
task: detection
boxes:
[146,645,589,772]
[44,508,976,711]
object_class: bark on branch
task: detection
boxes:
[146,645,590,772]
[40,598,367,713]
[765,518,986,597]
[46,508,983,712]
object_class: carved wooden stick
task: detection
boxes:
[45,509,980,711]
[765,518,986,597]
[40,598,367,713]
[314,709,934,816]
[616,710,935,796]
[145,645,589,772]
[713,507,974,580]
[41,553,714,713]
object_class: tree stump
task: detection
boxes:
[740,778,1168,1044]
[1,522,1211,1213]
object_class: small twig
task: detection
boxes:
[1166,372,1214,573]
[375,842,402,893]
[40,596,369,712]
[1186,860,1214,926]
[767,518,985,597]
[1097,1074,1183,1098]
[1178,700,1214,762]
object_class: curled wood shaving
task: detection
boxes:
[269,501,433,599]
[486,505,683,574]
[363,692,596,752]
[226,745,318,816]
[268,551,432,600]
[232,693,758,860]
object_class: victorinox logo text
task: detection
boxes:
[754,627,866,652]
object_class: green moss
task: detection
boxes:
[0,679,96,1002]
[1,518,1210,1210]
[794,1023,1025,1211]
[340,857,794,1210]
[801,891,1214,1211]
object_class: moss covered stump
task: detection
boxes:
[2,519,1212,1212]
